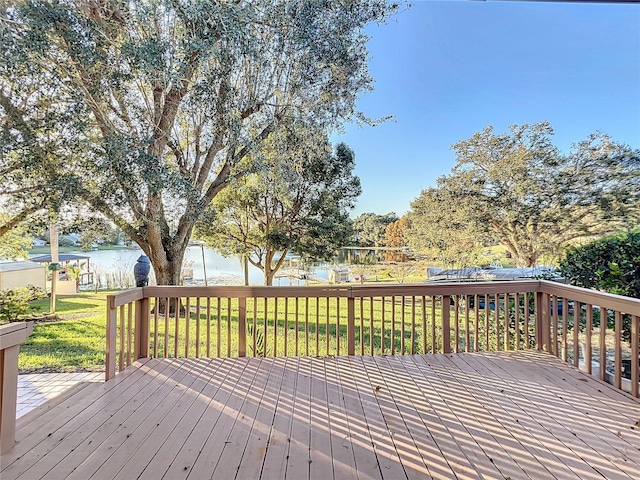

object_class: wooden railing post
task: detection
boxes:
[134,295,150,361]
[238,298,246,357]
[106,295,117,381]
[535,292,550,352]
[632,315,639,398]
[347,295,355,356]
[442,295,451,354]
[0,321,33,453]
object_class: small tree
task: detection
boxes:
[384,217,408,248]
[196,136,360,286]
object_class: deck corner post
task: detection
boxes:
[106,295,117,381]
[442,295,451,354]
[0,321,34,454]
[135,295,150,361]
[238,297,247,357]
[535,292,549,351]
[347,296,355,356]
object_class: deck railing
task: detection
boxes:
[105,280,640,397]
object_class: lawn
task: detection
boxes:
[19,292,114,373]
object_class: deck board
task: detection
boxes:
[3,351,640,480]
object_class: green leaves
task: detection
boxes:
[407,122,640,267]
[2,0,398,284]
[560,232,640,299]
[195,130,360,285]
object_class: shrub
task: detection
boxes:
[560,232,640,298]
[560,231,640,341]
[0,285,47,324]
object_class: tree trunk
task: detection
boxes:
[264,267,276,287]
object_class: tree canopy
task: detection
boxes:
[0,213,31,260]
[353,212,398,247]
[0,0,398,284]
[196,132,360,286]
[406,122,640,267]
[384,216,408,248]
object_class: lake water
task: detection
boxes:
[62,246,329,287]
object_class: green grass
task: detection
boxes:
[19,292,115,373]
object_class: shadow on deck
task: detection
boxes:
[2,351,640,480]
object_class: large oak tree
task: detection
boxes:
[0,0,398,284]
[407,122,640,267]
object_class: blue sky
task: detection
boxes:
[333,0,640,217]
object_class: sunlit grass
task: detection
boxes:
[19,292,116,373]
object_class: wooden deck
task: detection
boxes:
[2,351,640,480]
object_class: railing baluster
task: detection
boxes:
[164,297,169,358]
[400,296,405,354]
[185,297,190,358]
[504,293,510,350]
[295,297,300,357]
[315,297,319,356]
[573,301,580,368]
[153,298,159,358]
[391,296,396,355]
[614,311,622,389]
[515,293,521,350]
[283,297,288,357]
[442,295,451,354]
[585,303,593,374]
[238,297,246,357]
[347,296,355,356]
[431,295,436,354]
[381,296,386,355]
[263,298,268,357]
[484,294,490,351]
[119,305,124,371]
[552,294,559,356]
[410,296,416,355]
[599,307,607,381]
[632,315,639,398]
[359,297,364,355]
[453,295,459,354]
[464,295,470,353]
[206,297,212,358]
[422,296,427,354]
[370,298,374,356]
[252,298,258,357]
[304,297,309,357]
[195,297,201,358]
[106,296,116,380]
[226,298,232,357]
[474,294,479,352]
[524,292,530,349]
[495,295,501,352]
[174,298,180,359]
[337,297,341,356]
[217,297,222,358]
[561,297,568,362]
